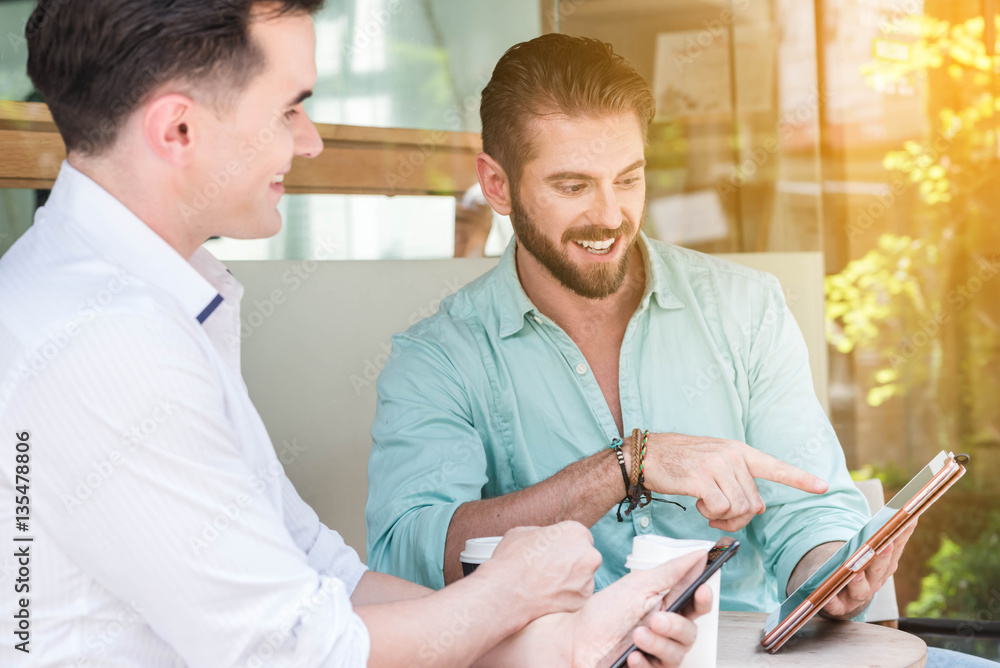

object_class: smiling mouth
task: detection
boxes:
[271,174,285,186]
[574,237,616,255]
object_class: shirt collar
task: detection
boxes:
[45,161,227,325]
[495,231,684,339]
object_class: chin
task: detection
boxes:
[250,209,285,240]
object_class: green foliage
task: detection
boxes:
[849,463,912,489]
[907,509,1000,618]
[825,234,942,408]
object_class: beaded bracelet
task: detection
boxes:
[609,437,630,497]
[615,430,687,521]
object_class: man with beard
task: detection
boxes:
[0,5,713,666]
[366,33,910,623]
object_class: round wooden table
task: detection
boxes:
[717,612,927,668]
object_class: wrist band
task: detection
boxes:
[628,429,642,490]
[624,429,645,517]
[609,437,630,497]
[612,431,688,521]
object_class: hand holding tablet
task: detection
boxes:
[762,450,969,653]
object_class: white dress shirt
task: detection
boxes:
[0,163,370,667]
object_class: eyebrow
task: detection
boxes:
[288,90,313,107]
[544,159,647,183]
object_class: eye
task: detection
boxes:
[619,176,642,187]
[284,108,298,120]
[561,183,586,194]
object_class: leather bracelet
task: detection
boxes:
[629,428,642,490]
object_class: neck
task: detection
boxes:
[68,154,205,259]
[515,240,647,337]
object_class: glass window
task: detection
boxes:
[0,1,36,258]
[557,0,822,254]
[820,0,999,655]
[208,0,539,261]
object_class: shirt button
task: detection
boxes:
[575,363,587,375]
[532,315,542,324]
[639,516,650,529]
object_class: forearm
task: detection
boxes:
[472,612,571,667]
[356,571,532,668]
[786,541,844,596]
[443,448,625,584]
[351,570,432,606]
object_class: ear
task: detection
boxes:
[476,152,513,216]
[142,94,197,165]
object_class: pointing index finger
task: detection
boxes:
[744,448,828,494]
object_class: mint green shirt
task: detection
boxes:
[366,234,869,611]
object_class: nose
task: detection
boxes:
[591,182,623,230]
[294,111,324,159]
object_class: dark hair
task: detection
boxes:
[480,34,655,190]
[26,0,325,156]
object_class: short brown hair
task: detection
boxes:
[480,34,655,189]
[26,0,326,156]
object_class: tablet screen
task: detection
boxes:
[764,450,952,634]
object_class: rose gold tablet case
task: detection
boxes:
[761,451,967,653]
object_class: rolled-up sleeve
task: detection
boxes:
[0,313,370,667]
[366,331,488,590]
[742,276,870,596]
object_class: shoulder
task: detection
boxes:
[648,239,785,312]
[0,236,215,408]
[650,239,778,287]
[376,267,505,398]
[391,264,501,354]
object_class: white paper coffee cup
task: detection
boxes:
[626,536,722,668]
[459,536,502,575]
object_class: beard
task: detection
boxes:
[510,192,642,300]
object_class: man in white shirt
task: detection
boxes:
[0,1,711,666]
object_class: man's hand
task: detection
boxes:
[571,550,712,668]
[637,434,829,532]
[785,520,917,621]
[822,520,916,619]
[476,521,603,624]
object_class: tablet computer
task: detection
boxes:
[761,450,968,653]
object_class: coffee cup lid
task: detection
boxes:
[625,536,715,571]
[459,536,502,564]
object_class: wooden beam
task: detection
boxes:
[0,101,482,196]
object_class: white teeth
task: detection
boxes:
[271,174,285,184]
[575,238,615,253]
